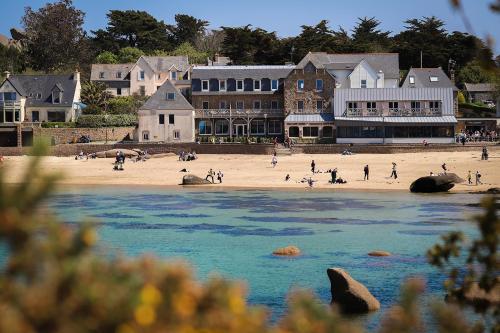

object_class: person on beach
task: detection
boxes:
[468,170,472,184]
[0,155,4,165]
[331,168,337,184]
[390,162,398,179]
[217,170,224,183]
[475,171,482,185]
[311,160,316,173]
[307,177,315,188]
[271,153,278,168]
[285,174,290,182]
[441,163,447,174]
[430,172,435,176]
[481,146,488,160]
[364,165,369,180]
[205,168,215,183]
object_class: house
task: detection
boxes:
[137,80,194,143]
[90,56,191,97]
[463,83,496,105]
[190,65,294,141]
[283,52,399,142]
[458,83,499,132]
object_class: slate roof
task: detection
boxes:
[464,83,495,92]
[140,80,193,111]
[90,63,134,81]
[401,68,456,89]
[141,56,190,73]
[285,113,335,122]
[296,52,400,79]
[192,65,295,80]
[4,74,78,107]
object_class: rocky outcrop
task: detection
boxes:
[410,173,464,193]
[327,268,380,313]
[150,152,177,158]
[272,246,301,256]
[182,175,212,185]
[95,149,138,158]
[368,251,391,257]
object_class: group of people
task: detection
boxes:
[178,151,198,161]
[205,168,224,184]
[113,151,126,171]
[456,130,498,144]
[75,151,97,160]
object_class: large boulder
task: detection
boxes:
[410,173,464,193]
[327,268,380,313]
[182,175,212,185]
[368,250,391,257]
[273,246,301,256]
[95,149,138,158]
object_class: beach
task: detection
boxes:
[2,149,499,192]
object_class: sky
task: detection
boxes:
[0,0,499,54]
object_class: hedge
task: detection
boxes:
[41,122,76,128]
[458,103,496,118]
[76,114,138,128]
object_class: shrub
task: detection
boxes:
[82,104,103,115]
[76,114,138,128]
[108,96,147,115]
[41,122,76,128]
[457,91,466,104]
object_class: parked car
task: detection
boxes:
[484,100,496,108]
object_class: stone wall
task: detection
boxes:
[32,127,136,145]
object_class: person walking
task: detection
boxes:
[205,168,215,183]
[390,162,398,179]
[441,163,447,174]
[475,171,482,185]
[271,153,278,168]
[364,165,369,180]
[311,160,316,173]
[481,146,488,160]
[467,170,472,185]
[331,168,337,184]
[217,170,224,183]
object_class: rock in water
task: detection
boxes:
[327,268,380,313]
[410,173,463,193]
[182,175,212,185]
[368,251,391,257]
[272,246,301,256]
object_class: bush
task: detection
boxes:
[76,114,138,128]
[457,91,466,104]
[108,96,147,115]
[82,104,103,115]
[458,103,496,118]
[41,122,76,128]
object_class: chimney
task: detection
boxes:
[74,69,80,82]
[4,71,10,79]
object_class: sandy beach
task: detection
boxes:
[2,148,499,192]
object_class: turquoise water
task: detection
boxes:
[41,188,485,327]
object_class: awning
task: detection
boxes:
[285,113,334,123]
[335,116,457,125]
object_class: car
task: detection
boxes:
[483,100,496,108]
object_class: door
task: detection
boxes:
[234,124,246,136]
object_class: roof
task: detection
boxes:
[4,74,78,107]
[140,80,193,111]
[401,68,456,90]
[90,63,134,81]
[296,52,400,79]
[192,65,295,80]
[463,83,495,92]
[141,56,190,73]
[285,113,334,123]
[335,116,457,124]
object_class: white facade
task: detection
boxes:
[138,109,195,143]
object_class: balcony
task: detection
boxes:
[195,108,284,118]
[344,107,442,117]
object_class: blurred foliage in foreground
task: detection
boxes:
[0,142,498,333]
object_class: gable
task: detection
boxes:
[304,62,317,73]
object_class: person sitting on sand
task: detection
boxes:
[430,172,435,176]
[205,168,215,183]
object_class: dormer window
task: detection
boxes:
[170,71,177,80]
[99,72,105,79]
[219,80,226,91]
[116,72,122,79]
[52,91,62,104]
[271,79,278,91]
[361,80,367,88]
[166,92,176,100]
[254,80,261,91]
[429,76,439,82]
[409,76,415,84]
[236,80,244,91]
[201,80,209,91]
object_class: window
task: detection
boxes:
[271,100,279,110]
[166,92,176,100]
[52,91,61,104]
[303,127,319,137]
[316,100,323,111]
[159,114,165,124]
[202,101,209,110]
[219,80,226,91]
[139,86,146,96]
[169,114,175,124]
[215,120,229,135]
[297,100,304,111]
[322,126,333,137]
[429,76,439,82]
[289,126,299,137]
[236,80,244,91]
[174,130,180,139]
[254,80,261,91]
[409,76,415,84]
[236,101,244,110]
[32,111,39,122]
[142,131,150,141]
[219,101,227,109]
[411,101,421,111]
[271,79,279,91]
[297,79,304,91]
[367,102,377,110]
[389,101,399,110]
[99,72,105,79]
[253,100,261,110]
[36,93,42,99]
[199,120,212,135]
[202,80,209,91]
[250,120,265,134]
[171,71,177,80]
[3,92,16,100]
[139,71,145,81]
[316,79,323,91]
[117,88,122,96]
[268,120,282,134]
[116,72,122,79]
[47,111,66,122]
[347,102,358,110]
[361,80,367,88]
[429,101,440,109]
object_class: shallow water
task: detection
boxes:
[13,187,489,329]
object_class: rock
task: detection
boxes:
[410,173,464,193]
[446,281,500,306]
[327,268,380,313]
[485,187,500,194]
[368,251,391,257]
[150,153,177,158]
[272,246,301,256]
[95,151,106,158]
[182,175,212,185]
[95,149,138,158]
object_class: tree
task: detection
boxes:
[81,81,112,110]
[0,44,25,79]
[170,42,208,64]
[167,14,208,47]
[351,17,392,52]
[291,20,338,61]
[195,29,226,58]
[457,61,496,84]
[21,0,87,72]
[117,47,144,63]
[95,51,118,64]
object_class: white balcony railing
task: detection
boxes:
[343,107,443,117]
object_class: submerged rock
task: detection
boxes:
[410,173,464,193]
[182,175,212,185]
[272,246,301,256]
[327,268,380,313]
[368,251,391,257]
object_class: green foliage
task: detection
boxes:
[107,96,147,114]
[457,61,496,84]
[170,42,208,64]
[167,14,208,46]
[95,51,118,64]
[41,122,76,128]
[0,44,24,77]
[81,81,112,108]
[81,104,103,115]
[117,47,144,63]
[458,91,466,104]
[76,114,138,127]
[351,17,392,52]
